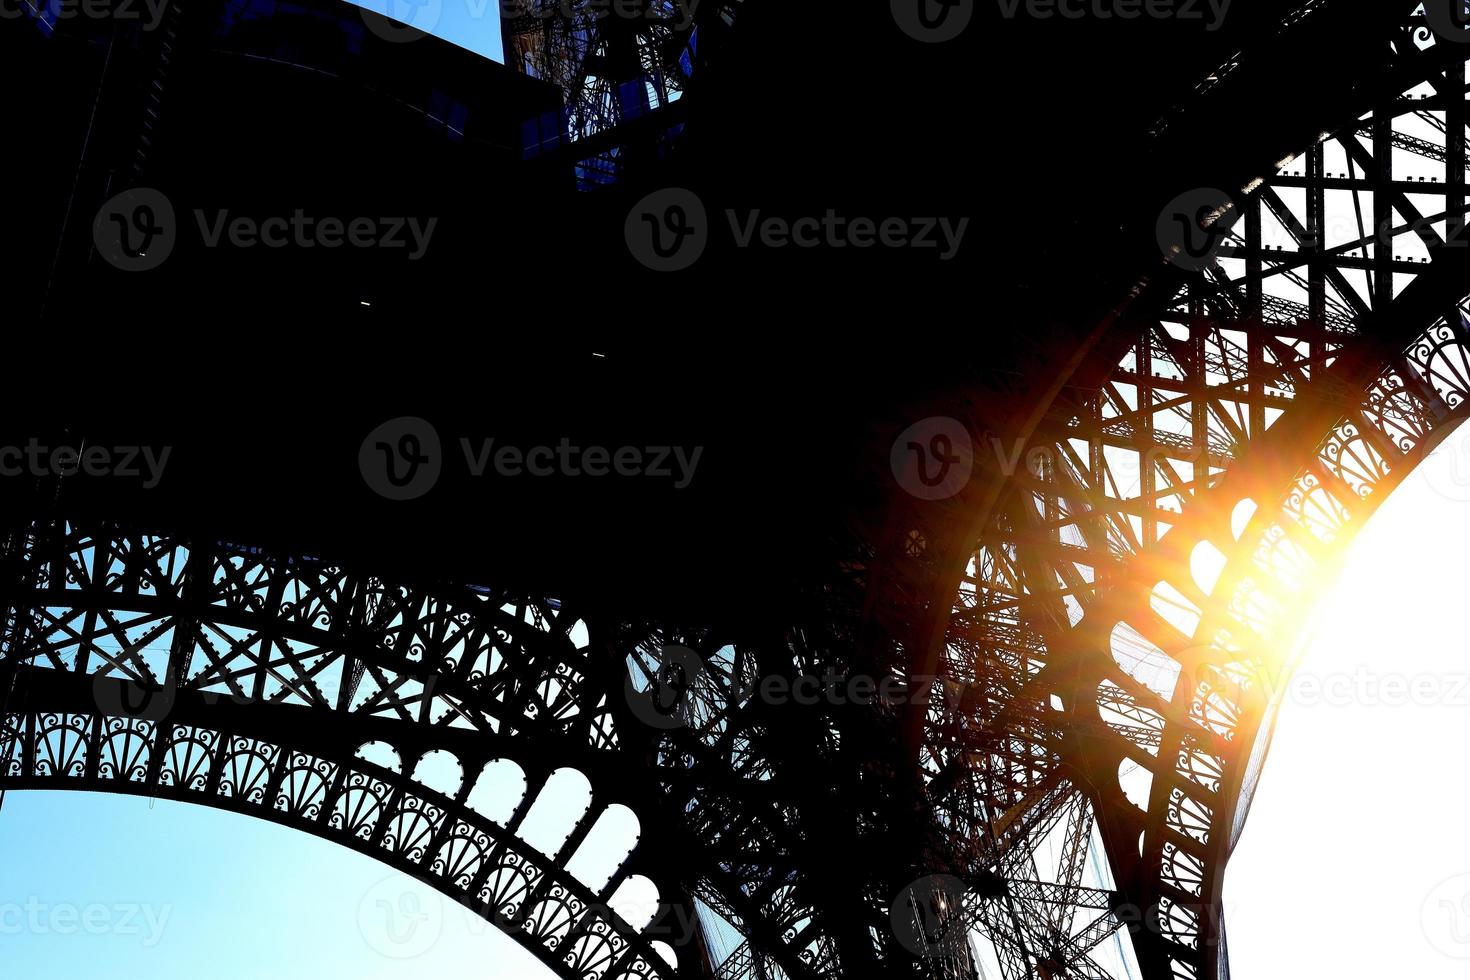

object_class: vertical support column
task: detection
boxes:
[1139,334,1157,545]
[1373,106,1393,310]
[1192,317,1210,497]
[1043,434,1059,534]
[0,518,35,804]
[1245,197,1266,440]
[1447,60,1466,253]
[1306,140,1328,406]
[1307,141,1327,326]
[165,540,206,699]
[1245,194,1263,318]
[1089,391,1106,588]
[72,530,106,677]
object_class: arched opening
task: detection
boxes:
[565,804,640,892]
[354,741,403,773]
[412,750,465,799]
[465,758,527,826]
[515,768,593,857]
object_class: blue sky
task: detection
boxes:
[348,0,504,62]
[0,790,550,978]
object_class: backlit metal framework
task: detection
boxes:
[0,524,693,980]
[502,0,744,174]
[12,5,1470,980]
[855,6,1470,980]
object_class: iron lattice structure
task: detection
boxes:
[0,523,698,979]
[502,0,744,174]
[845,5,1470,979]
[12,4,1470,980]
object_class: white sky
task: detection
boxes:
[1224,418,1470,974]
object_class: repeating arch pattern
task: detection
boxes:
[0,700,678,980]
[10,8,1470,980]
[0,519,694,980]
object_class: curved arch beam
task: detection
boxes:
[0,519,694,980]
[867,8,1470,979]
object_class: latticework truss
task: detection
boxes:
[503,0,744,152]
[862,6,1470,980]
[12,5,1470,980]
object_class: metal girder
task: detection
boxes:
[16,8,1470,980]
[0,662,684,980]
[502,0,745,181]
[847,8,1470,980]
[0,519,703,980]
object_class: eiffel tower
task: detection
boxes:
[9,1,1470,978]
